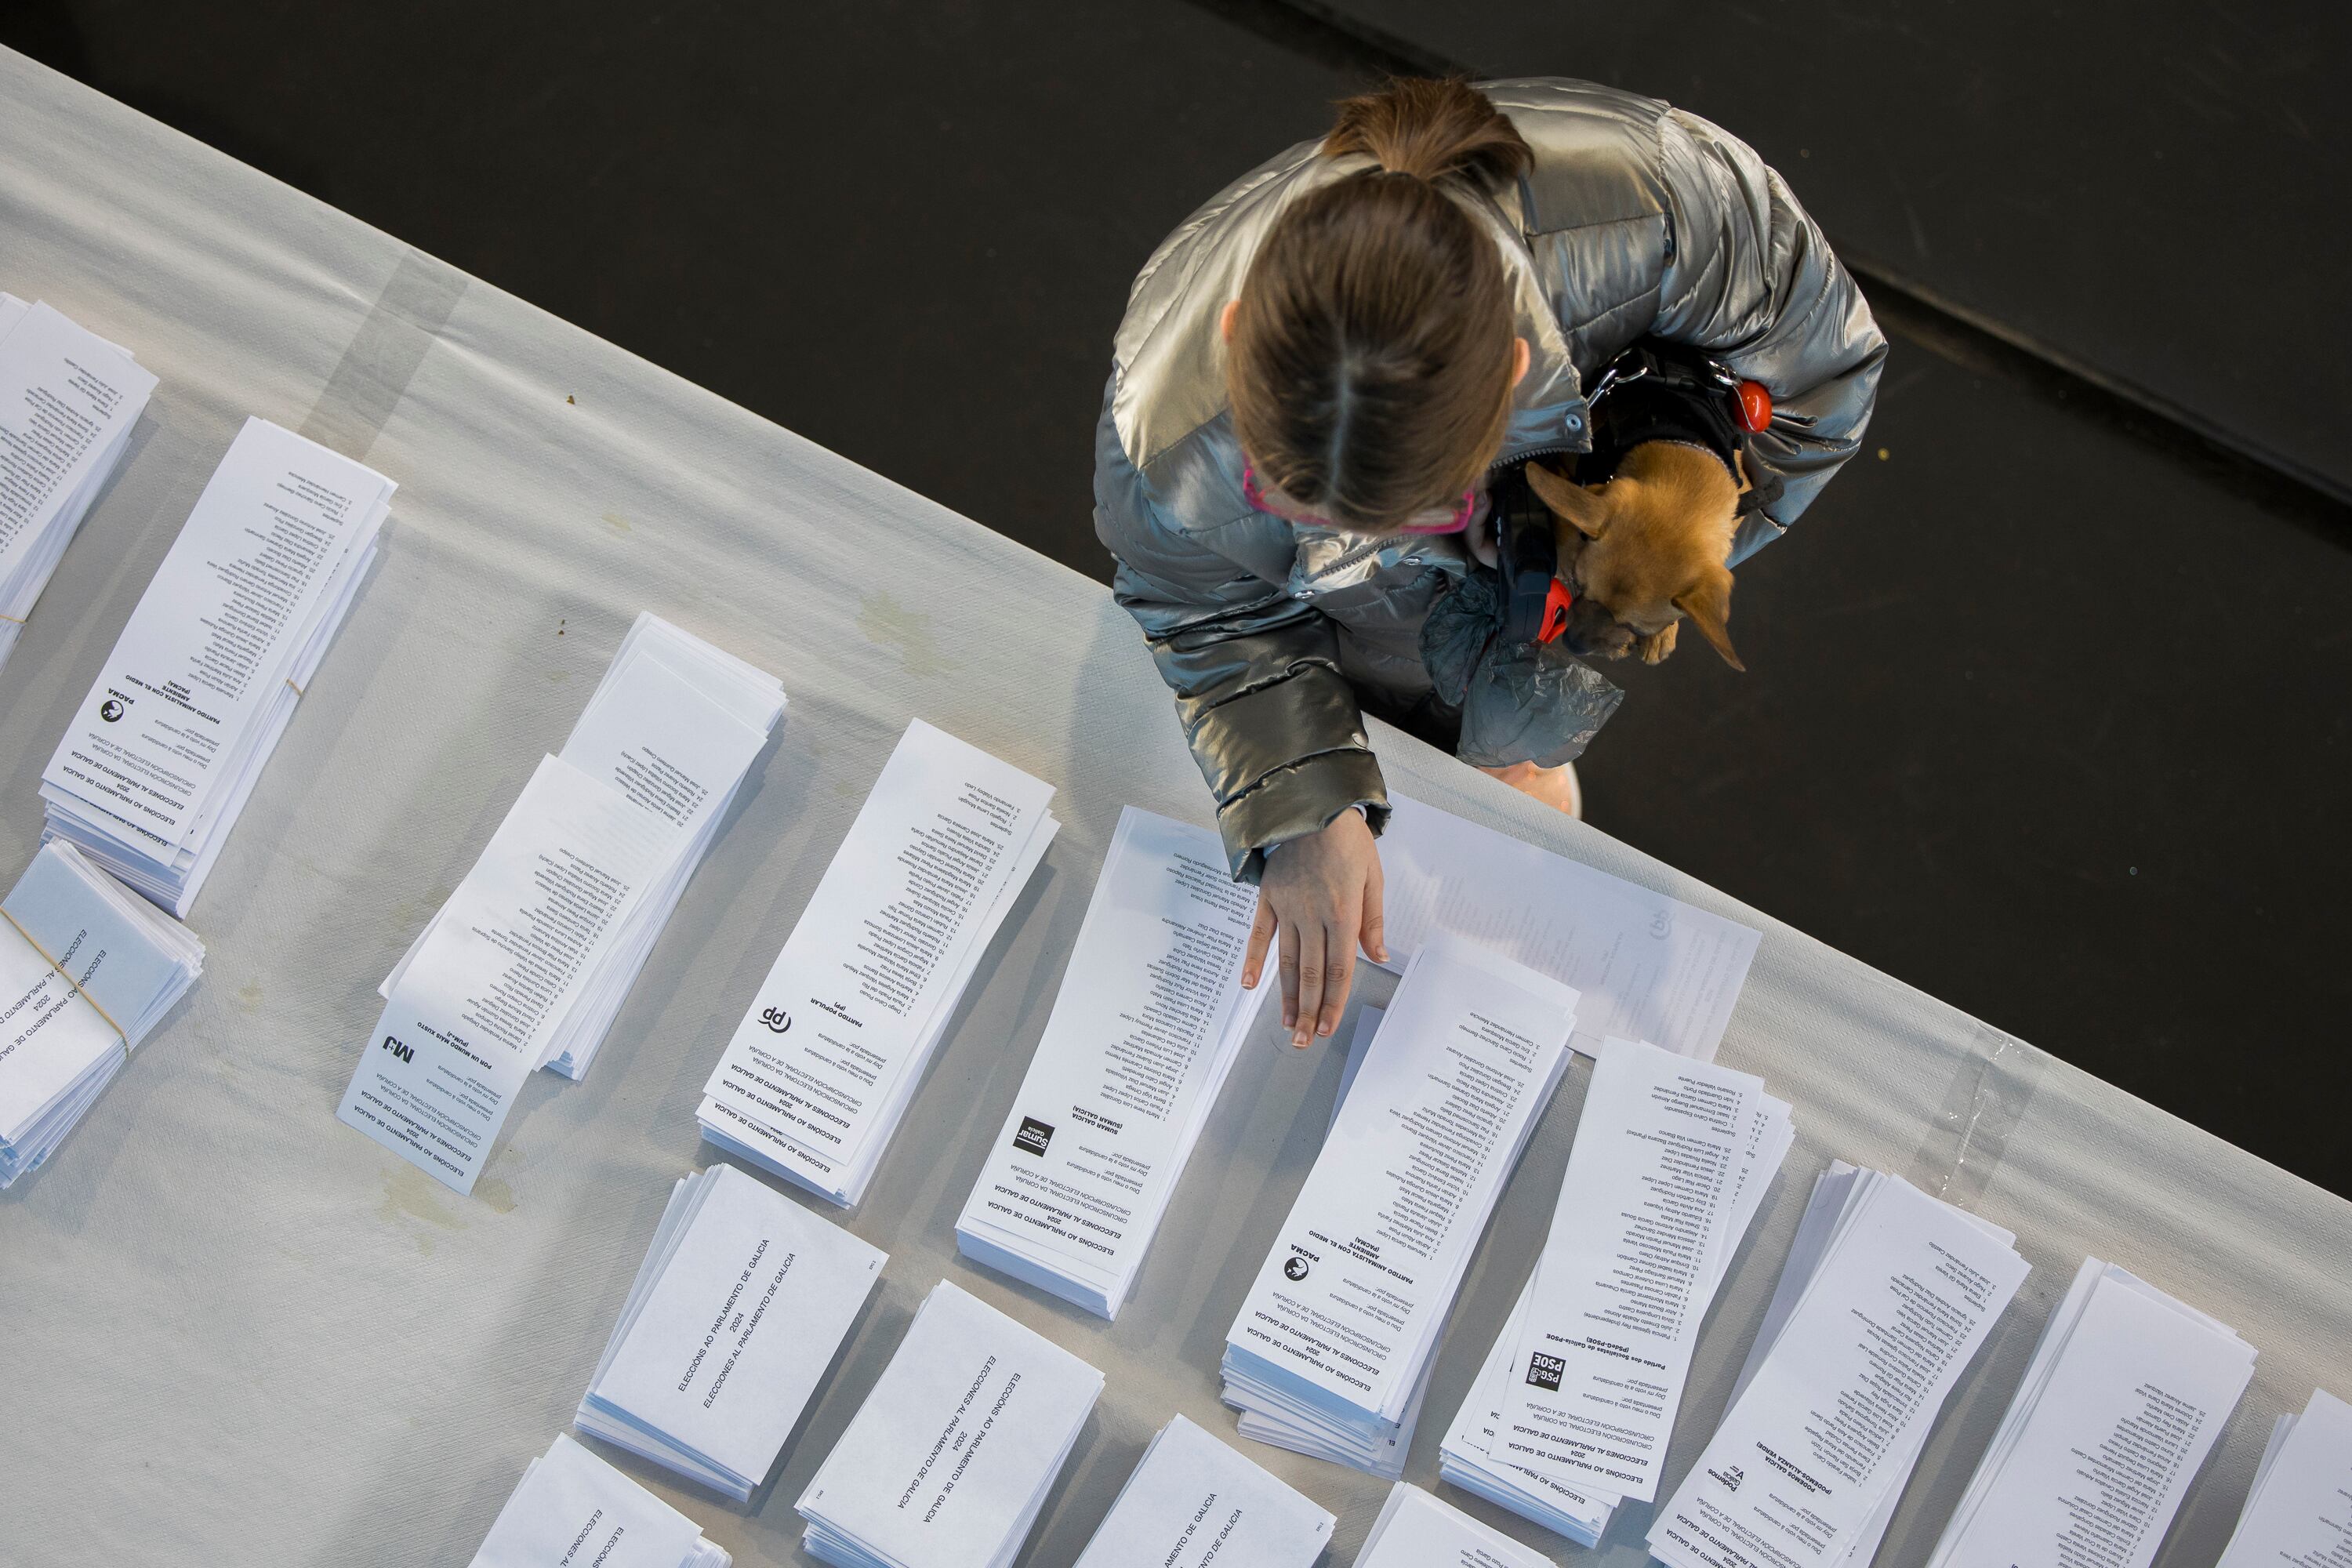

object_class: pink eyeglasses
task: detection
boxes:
[1243,463,1478,535]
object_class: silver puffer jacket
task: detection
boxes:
[1094,78,1886,878]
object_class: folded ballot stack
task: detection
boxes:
[1650,1165,2031,1568]
[2216,1387,2352,1568]
[1222,936,1577,1476]
[339,615,784,1196]
[0,294,156,675]
[575,1163,884,1501]
[1440,1036,1791,1544]
[703,720,1057,1207]
[1923,1255,2256,1568]
[1355,1483,1552,1568]
[41,416,392,915]
[1073,1416,1334,1568]
[0,840,203,1186]
[381,614,787,1080]
[797,1280,1102,1568]
[468,1433,728,1568]
[956,806,1269,1318]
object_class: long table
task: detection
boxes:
[2,49,2343,1568]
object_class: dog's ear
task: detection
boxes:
[1525,462,1606,539]
[1672,567,1744,672]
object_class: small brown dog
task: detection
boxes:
[1525,448,1745,671]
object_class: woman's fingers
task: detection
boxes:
[1243,896,1276,989]
[1361,848,1388,964]
[1317,917,1355,1041]
[1290,920,1327,1049]
[1277,916,1301,1033]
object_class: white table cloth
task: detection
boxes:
[2,48,2343,1566]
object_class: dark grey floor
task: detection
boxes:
[5,2,2347,1199]
[1301,0,2352,502]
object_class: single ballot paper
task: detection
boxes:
[41,416,392,914]
[1650,1167,2031,1568]
[795,1280,1103,1568]
[1497,1037,1769,1501]
[1377,793,1759,1061]
[0,294,156,675]
[576,1163,887,1501]
[0,840,204,1186]
[702,720,1057,1207]
[1353,1483,1552,1568]
[1441,1051,1791,1544]
[468,1432,728,1568]
[956,806,1268,1318]
[2216,1386,2352,1568]
[1923,1256,2256,1568]
[1072,1415,1334,1568]
[1222,935,1577,1473]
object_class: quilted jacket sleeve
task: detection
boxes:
[1093,390,1387,881]
[1650,108,1889,563]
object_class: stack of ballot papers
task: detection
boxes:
[339,615,785,1196]
[575,1163,885,1501]
[796,1280,1102,1568]
[702,720,1057,1207]
[1072,1415,1334,1568]
[2216,1386,2352,1568]
[41,416,391,915]
[0,840,203,1186]
[1922,1255,2256,1568]
[0,293,156,676]
[1354,1483,1552,1568]
[955,806,1268,1318]
[1377,793,1760,1062]
[1650,1164,2032,1568]
[468,1432,728,1568]
[1222,935,1577,1476]
[1439,1036,1792,1544]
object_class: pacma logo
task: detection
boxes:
[1708,1464,1744,1493]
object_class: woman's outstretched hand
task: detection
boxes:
[1243,808,1388,1047]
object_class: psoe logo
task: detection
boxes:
[381,1033,413,1064]
[1708,1464,1744,1493]
[759,1006,791,1033]
[1283,1253,1312,1282]
[1525,1352,1566,1392]
[99,698,126,722]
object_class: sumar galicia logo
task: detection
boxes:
[1012,1116,1054,1157]
[759,1005,791,1033]
[99,698,125,722]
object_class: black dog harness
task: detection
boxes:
[1493,343,1775,645]
[1573,343,1759,488]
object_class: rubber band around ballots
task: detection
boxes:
[1904,1016,2045,1208]
[0,906,128,1045]
[297,249,468,461]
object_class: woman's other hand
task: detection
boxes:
[1243,808,1388,1047]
